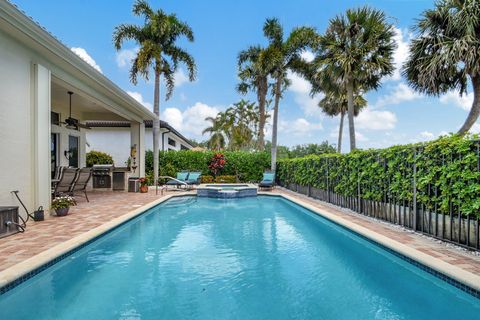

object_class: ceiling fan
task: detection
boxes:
[61,91,91,130]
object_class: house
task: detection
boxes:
[86,120,193,166]
[0,0,156,213]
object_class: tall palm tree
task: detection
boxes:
[403,0,480,134]
[320,7,395,151]
[237,46,272,151]
[113,0,196,188]
[263,18,319,171]
[202,116,226,150]
[319,92,366,152]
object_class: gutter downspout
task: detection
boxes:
[161,129,171,151]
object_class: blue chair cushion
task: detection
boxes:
[263,172,275,181]
[186,172,201,184]
[177,172,189,181]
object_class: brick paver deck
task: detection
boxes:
[0,188,479,278]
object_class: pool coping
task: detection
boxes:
[260,192,480,296]
[0,193,190,293]
[1,191,479,298]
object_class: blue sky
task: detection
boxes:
[12,0,478,150]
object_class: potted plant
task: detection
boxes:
[139,177,149,193]
[51,196,76,216]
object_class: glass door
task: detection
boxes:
[68,135,79,168]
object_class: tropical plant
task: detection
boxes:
[208,153,226,176]
[263,18,319,171]
[403,0,480,134]
[113,0,196,188]
[203,116,226,150]
[86,151,114,167]
[318,90,367,152]
[237,45,272,150]
[319,7,395,151]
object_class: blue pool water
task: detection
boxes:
[0,196,479,319]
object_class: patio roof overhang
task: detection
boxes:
[0,0,156,123]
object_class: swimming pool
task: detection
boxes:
[0,196,478,319]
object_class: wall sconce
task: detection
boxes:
[64,149,74,160]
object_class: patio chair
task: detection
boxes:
[69,167,92,202]
[166,171,189,188]
[52,168,78,198]
[186,172,202,185]
[259,171,275,190]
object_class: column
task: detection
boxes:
[130,121,145,177]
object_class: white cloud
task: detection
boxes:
[127,91,153,111]
[375,82,422,108]
[470,123,480,134]
[419,131,435,139]
[300,50,315,63]
[356,131,368,142]
[386,27,411,82]
[286,118,323,136]
[116,47,138,68]
[287,70,324,118]
[356,108,397,130]
[173,68,190,87]
[71,47,102,73]
[439,91,474,111]
[161,102,221,139]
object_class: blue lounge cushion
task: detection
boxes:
[262,172,275,181]
[177,172,189,181]
[186,172,201,184]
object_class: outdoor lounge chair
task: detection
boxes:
[259,172,275,190]
[186,172,202,185]
[69,167,92,202]
[166,171,189,188]
[52,168,78,197]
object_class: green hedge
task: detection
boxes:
[277,135,480,218]
[146,150,271,182]
[86,151,114,167]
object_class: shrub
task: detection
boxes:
[277,135,480,218]
[86,151,114,167]
[201,175,214,183]
[146,150,270,183]
[209,153,226,176]
[215,175,237,183]
[51,196,76,209]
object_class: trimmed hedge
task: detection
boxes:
[86,151,114,167]
[146,150,270,183]
[277,135,480,218]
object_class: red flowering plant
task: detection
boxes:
[138,177,148,187]
[208,153,226,176]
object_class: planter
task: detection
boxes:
[139,185,149,193]
[55,207,69,216]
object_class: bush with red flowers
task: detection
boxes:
[208,153,226,176]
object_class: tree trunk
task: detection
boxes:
[271,77,281,171]
[338,112,345,153]
[257,79,267,151]
[153,69,160,190]
[346,79,356,151]
[458,75,480,135]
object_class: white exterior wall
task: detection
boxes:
[0,30,37,213]
[86,127,192,166]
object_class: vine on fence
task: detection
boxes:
[277,135,480,218]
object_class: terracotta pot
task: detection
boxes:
[55,207,69,216]
[139,185,149,193]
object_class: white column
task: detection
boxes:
[130,121,145,177]
[33,64,51,209]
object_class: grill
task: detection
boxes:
[92,164,113,189]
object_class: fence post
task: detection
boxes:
[413,148,418,231]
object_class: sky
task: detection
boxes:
[11,0,478,150]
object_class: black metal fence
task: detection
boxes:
[278,142,480,251]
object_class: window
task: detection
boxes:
[51,133,59,178]
[181,144,189,150]
[68,135,79,168]
[168,137,176,147]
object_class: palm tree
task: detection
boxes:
[263,18,319,171]
[320,7,395,151]
[237,46,272,151]
[403,0,480,134]
[113,0,196,188]
[202,116,226,150]
[319,91,366,152]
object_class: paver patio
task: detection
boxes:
[0,188,478,278]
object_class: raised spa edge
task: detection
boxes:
[197,183,258,198]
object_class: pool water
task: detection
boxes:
[0,196,478,319]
